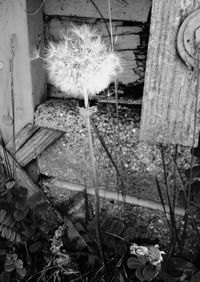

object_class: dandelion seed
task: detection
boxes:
[44,24,122,98]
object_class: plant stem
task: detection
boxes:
[83,91,106,267]
[10,34,16,180]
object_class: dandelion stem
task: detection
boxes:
[83,90,106,268]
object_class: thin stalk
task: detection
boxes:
[10,34,16,180]
[160,145,181,252]
[108,0,125,211]
[83,90,106,268]
[172,145,178,210]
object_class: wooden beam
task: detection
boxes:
[8,127,64,167]
[6,123,39,154]
[27,0,47,106]
[0,144,38,197]
[41,177,185,216]
[0,0,34,143]
[44,0,151,22]
[140,0,200,147]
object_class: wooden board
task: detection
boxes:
[0,144,38,197]
[27,0,47,106]
[140,0,200,147]
[44,0,151,22]
[13,127,64,167]
[6,123,39,154]
[6,125,64,167]
[0,0,34,143]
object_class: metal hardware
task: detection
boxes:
[177,9,200,68]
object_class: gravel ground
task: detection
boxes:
[35,98,192,206]
[34,98,200,261]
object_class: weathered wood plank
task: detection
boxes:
[0,144,38,197]
[27,0,47,106]
[44,0,151,22]
[47,18,142,50]
[0,0,34,143]
[6,123,39,154]
[14,127,64,167]
[41,177,185,216]
[140,0,200,147]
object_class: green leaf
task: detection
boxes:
[28,242,41,253]
[5,181,15,190]
[136,265,146,281]
[123,227,137,243]
[13,208,29,221]
[0,210,7,223]
[15,199,28,211]
[192,272,200,282]
[143,264,159,281]
[39,223,49,234]
[28,191,44,209]
[110,219,125,236]
[0,249,7,256]
[14,259,23,269]
[127,257,141,269]
[4,263,15,273]
[16,267,26,278]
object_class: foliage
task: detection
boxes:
[0,174,62,281]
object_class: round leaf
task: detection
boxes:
[16,267,27,278]
[14,259,23,269]
[127,257,141,269]
[136,265,146,281]
[4,263,15,272]
[143,264,159,281]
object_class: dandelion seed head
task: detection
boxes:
[45,25,122,97]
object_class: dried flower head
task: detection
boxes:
[45,25,122,97]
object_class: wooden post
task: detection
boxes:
[140,0,200,147]
[0,0,46,144]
